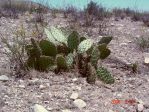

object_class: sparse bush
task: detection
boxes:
[0,25,28,77]
[135,36,149,51]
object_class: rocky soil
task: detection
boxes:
[0,13,149,112]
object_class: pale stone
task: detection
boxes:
[73,99,86,109]
[62,109,72,112]
[32,104,48,112]
[137,104,144,112]
[70,93,79,100]
[0,75,9,81]
[144,57,149,64]
[39,85,46,89]
[72,78,78,82]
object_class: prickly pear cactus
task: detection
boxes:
[98,36,113,45]
[96,67,115,84]
[80,37,86,42]
[98,43,111,60]
[67,31,79,52]
[66,53,74,68]
[56,54,67,70]
[39,40,57,57]
[50,26,67,45]
[44,28,59,45]
[91,46,100,68]
[38,56,55,72]
[86,62,96,84]
[78,39,93,54]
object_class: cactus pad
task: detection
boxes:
[50,26,67,45]
[98,36,113,45]
[56,54,67,70]
[67,31,79,52]
[39,40,57,57]
[78,39,93,54]
[96,67,115,84]
[98,43,111,60]
[66,53,74,68]
[91,46,100,68]
[44,28,58,45]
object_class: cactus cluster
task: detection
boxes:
[25,26,115,84]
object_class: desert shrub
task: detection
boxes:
[83,1,111,27]
[0,25,28,77]
[135,36,149,51]
[25,26,114,84]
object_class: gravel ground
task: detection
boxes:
[0,13,149,112]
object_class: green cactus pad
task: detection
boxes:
[50,26,67,45]
[98,36,113,45]
[39,40,57,57]
[98,43,111,60]
[44,28,59,45]
[38,56,55,71]
[67,31,80,52]
[78,39,93,54]
[66,53,74,68]
[56,54,67,69]
[96,67,115,84]
[91,46,100,68]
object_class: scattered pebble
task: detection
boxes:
[137,104,144,112]
[31,104,48,112]
[62,109,72,112]
[0,75,9,81]
[70,92,79,100]
[73,99,86,109]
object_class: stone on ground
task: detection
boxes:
[31,104,48,112]
[0,75,9,81]
[73,99,86,109]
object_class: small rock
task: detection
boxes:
[109,110,114,112]
[76,86,82,91]
[62,109,72,112]
[73,99,86,109]
[72,78,78,82]
[39,85,46,89]
[144,53,149,64]
[70,92,79,100]
[144,57,149,64]
[0,75,9,81]
[32,104,48,112]
[137,104,144,112]
[18,85,25,88]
